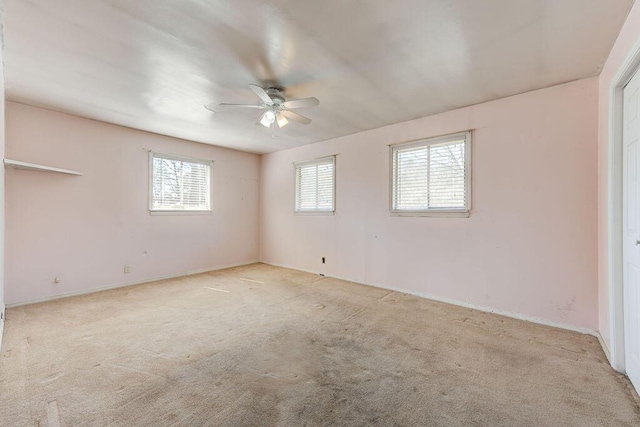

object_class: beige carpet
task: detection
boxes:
[0,263,638,426]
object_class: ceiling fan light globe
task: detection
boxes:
[276,113,288,128]
[260,110,276,127]
[265,110,276,122]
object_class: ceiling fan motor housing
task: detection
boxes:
[266,87,285,105]
[212,84,317,127]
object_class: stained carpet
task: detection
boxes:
[1,263,638,426]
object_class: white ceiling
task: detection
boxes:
[4,0,635,154]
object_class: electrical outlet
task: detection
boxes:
[124,264,131,274]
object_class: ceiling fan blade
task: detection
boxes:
[282,110,312,125]
[282,97,320,109]
[249,84,274,106]
[276,113,288,128]
[218,103,264,108]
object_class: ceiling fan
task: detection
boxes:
[206,84,319,129]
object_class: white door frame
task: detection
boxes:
[608,36,640,373]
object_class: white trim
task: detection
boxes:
[262,261,597,337]
[294,210,335,216]
[608,33,640,373]
[5,261,259,308]
[391,211,470,218]
[598,330,612,364]
[387,130,474,149]
[293,155,336,168]
[149,210,213,216]
[0,303,5,352]
[609,82,626,372]
[147,150,213,165]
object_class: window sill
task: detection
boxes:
[149,210,213,216]
[294,210,335,216]
[391,210,470,218]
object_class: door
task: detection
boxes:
[624,67,640,391]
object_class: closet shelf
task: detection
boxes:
[4,159,83,176]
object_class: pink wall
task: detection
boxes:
[5,102,259,305]
[260,78,599,331]
[597,1,640,352]
[0,13,5,317]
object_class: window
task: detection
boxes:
[294,156,335,214]
[150,152,212,212]
[391,131,471,217]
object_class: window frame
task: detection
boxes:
[293,155,336,215]
[148,151,213,215]
[389,131,471,218]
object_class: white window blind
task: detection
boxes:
[150,152,212,212]
[391,132,470,215]
[295,156,335,213]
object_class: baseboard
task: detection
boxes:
[597,331,612,363]
[262,261,598,337]
[0,303,5,352]
[6,260,260,308]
